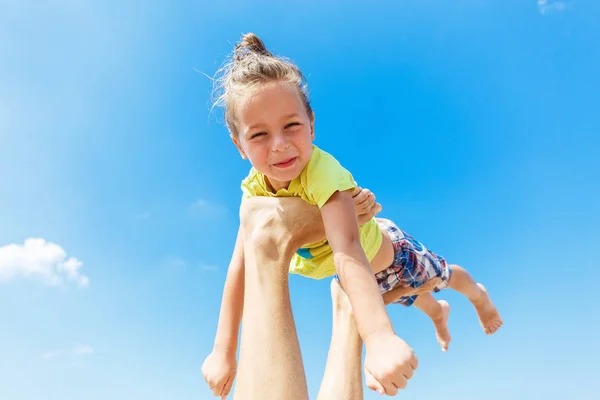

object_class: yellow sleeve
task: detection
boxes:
[240,168,262,202]
[305,148,357,208]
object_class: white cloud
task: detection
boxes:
[538,0,568,14]
[202,265,219,272]
[41,351,60,360]
[163,256,187,272]
[73,345,94,356]
[0,238,89,286]
[40,345,94,360]
[189,199,228,217]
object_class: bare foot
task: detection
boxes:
[432,300,451,352]
[472,283,503,335]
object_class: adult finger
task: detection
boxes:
[361,189,374,205]
[351,186,363,197]
[353,189,370,207]
[373,202,382,215]
[356,192,375,213]
[365,202,382,219]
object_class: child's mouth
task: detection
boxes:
[273,157,297,168]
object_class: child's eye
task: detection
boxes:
[284,122,301,129]
[250,131,267,139]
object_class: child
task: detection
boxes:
[203,32,502,396]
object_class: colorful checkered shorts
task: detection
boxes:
[335,218,452,306]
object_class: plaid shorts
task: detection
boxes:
[335,218,452,307]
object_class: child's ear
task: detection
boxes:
[230,134,247,160]
[310,111,315,141]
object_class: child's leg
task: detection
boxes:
[373,219,452,351]
[446,264,503,335]
[381,277,445,304]
[412,293,452,352]
[317,280,364,400]
[373,218,502,341]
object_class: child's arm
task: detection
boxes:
[202,226,245,398]
[321,189,417,394]
[320,189,393,340]
[212,225,245,352]
[211,187,375,350]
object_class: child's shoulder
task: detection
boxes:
[305,145,352,179]
[302,145,357,208]
[241,166,260,183]
[240,167,268,199]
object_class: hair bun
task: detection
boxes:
[234,33,273,61]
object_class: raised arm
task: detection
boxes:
[202,187,382,398]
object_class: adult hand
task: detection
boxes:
[352,187,382,225]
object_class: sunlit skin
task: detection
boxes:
[230,82,315,192]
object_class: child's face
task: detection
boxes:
[231,81,314,191]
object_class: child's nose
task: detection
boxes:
[271,133,289,151]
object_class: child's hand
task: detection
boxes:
[201,349,237,399]
[363,332,418,396]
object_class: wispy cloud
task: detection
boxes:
[40,344,94,360]
[41,351,60,360]
[189,199,228,217]
[537,0,568,15]
[201,265,219,272]
[0,238,89,287]
[73,345,94,357]
[163,256,187,273]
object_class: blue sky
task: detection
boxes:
[1,1,598,399]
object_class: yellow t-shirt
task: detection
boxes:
[240,145,382,279]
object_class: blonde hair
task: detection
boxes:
[212,33,312,137]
